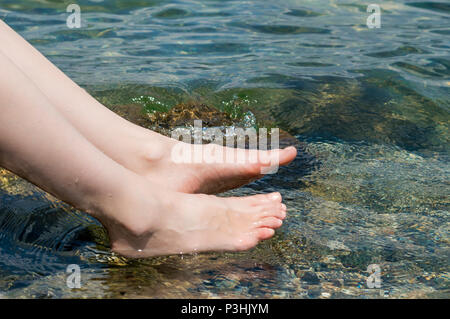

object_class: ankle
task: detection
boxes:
[123,131,171,172]
[93,176,163,238]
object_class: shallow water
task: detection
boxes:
[0,0,449,298]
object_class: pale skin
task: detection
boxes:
[0,20,297,257]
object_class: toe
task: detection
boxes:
[257,228,275,240]
[267,192,282,202]
[260,203,286,219]
[257,147,296,169]
[279,146,297,166]
[276,202,287,219]
[247,193,274,203]
[280,203,287,218]
[234,236,259,251]
[279,205,287,219]
[256,217,283,229]
[247,192,281,203]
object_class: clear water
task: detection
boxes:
[0,0,449,298]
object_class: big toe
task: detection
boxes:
[252,192,282,203]
[279,146,297,165]
[255,147,297,174]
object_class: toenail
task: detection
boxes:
[270,192,281,200]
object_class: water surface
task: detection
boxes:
[0,0,448,298]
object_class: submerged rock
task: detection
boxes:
[149,102,235,129]
[110,101,300,148]
[300,271,321,285]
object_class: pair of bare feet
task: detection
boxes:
[0,19,297,258]
[95,134,297,258]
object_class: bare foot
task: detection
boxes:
[98,182,287,258]
[127,132,298,194]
